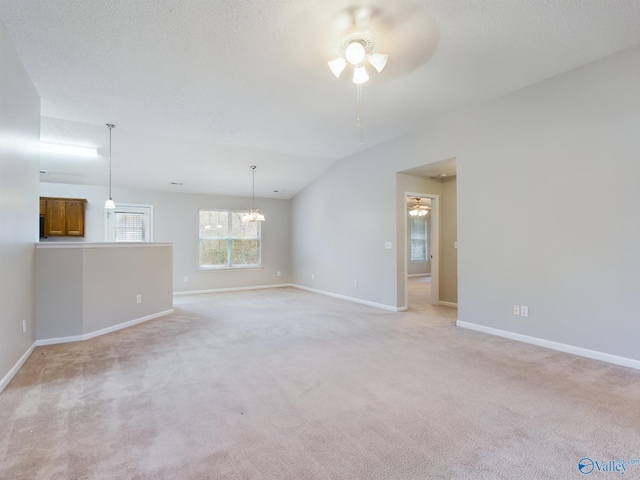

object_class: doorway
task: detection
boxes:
[404,192,439,308]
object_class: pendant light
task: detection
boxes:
[104,123,116,210]
[242,165,265,222]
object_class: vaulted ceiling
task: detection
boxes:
[2,0,639,198]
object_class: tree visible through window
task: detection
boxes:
[199,210,261,268]
[410,217,428,262]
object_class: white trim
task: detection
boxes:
[439,301,458,308]
[0,342,37,393]
[173,284,291,296]
[456,321,640,371]
[197,266,264,272]
[36,242,171,249]
[292,284,401,312]
[36,309,174,346]
[407,273,431,278]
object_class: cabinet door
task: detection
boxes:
[45,199,66,236]
[39,198,46,215]
[65,200,85,236]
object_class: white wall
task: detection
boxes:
[36,244,173,339]
[291,152,398,308]
[0,22,40,390]
[39,183,291,293]
[292,44,640,362]
[456,45,640,361]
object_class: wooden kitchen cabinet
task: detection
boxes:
[40,197,87,237]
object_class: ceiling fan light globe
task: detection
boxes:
[345,41,366,65]
[352,65,369,84]
[368,53,388,73]
[328,58,347,78]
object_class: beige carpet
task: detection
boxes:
[1,286,639,479]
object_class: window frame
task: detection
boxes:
[198,209,262,271]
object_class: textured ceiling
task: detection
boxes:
[1,0,640,198]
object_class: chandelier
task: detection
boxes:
[242,165,265,222]
[408,198,431,217]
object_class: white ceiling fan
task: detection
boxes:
[407,197,431,217]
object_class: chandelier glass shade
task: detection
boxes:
[409,207,429,217]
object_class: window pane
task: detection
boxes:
[231,239,259,265]
[115,212,145,242]
[200,211,228,238]
[411,240,426,261]
[199,209,261,268]
[200,239,229,266]
[410,217,428,262]
[231,212,258,237]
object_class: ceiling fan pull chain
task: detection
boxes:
[356,83,364,147]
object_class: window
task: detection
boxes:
[199,210,261,269]
[105,204,153,242]
[410,217,428,262]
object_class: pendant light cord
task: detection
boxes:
[251,165,256,209]
[356,83,363,148]
[107,123,115,198]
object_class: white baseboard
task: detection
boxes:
[36,309,174,346]
[407,274,431,278]
[0,342,37,393]
[456,321,640,371]
[439,301,458,308]
[173,284,291,296]
[292,284,401,312]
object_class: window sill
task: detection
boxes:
[198,266,263,272]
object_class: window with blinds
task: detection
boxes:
[199,209,261,269]
[115,212,145,241]
[105,204,153,242]
[410,217,428,262]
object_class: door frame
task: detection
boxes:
[404,191,440,307]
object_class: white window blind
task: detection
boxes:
[410,217,428,262]
[105,204,153,242]
[115,212,145,241]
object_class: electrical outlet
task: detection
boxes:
[311,273,315,280]
[520,306,529,317]
[277,271,281,277]
[354,280,358,288]
[136,294,142,304]
[22,319,26,334]
[513,305,520,316]
[184,276,189,283]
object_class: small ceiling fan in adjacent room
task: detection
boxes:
[407,197,431,217]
